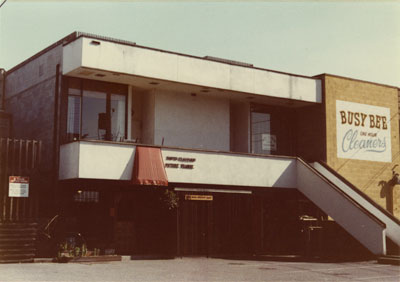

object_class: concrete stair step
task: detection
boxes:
[0,237,36,242]
[0,232,37,238]
[0,242,35,248]
[0,258,34,264]
[0,248,36,254]
[0,253,36,259]
[377,255,400,266]
[0,222,38,263]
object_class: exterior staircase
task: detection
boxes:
[0,222,38,263]
[295,160,400,257]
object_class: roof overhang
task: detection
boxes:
[62,36,322,104]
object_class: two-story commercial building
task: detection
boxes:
[3,32,400,258]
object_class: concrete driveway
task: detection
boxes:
[0,257,399,282]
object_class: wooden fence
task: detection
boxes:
[0,138,41,222]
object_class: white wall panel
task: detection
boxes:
[59,141,136,180]
[63,37,321,103]
[79,142,135,180]
[62,37,83,76]
[176,56,231,89]
[162,148,297,188]
[59,142,80,180]
[60,142,296,188]
[229,65,255,93]
[154,91,230,151]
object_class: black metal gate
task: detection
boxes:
[0,138,41,222]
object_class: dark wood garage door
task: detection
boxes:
[178,196,212,256]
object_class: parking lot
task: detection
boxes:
[0,257,399,282]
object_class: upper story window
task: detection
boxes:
[250,104,295,156]
[66,77,127,142]
[251,112,272,154]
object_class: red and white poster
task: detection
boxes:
[8,176,29,198]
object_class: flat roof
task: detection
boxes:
[6,31,316,80]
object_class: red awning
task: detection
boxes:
[132,146,168,186]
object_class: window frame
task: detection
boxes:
[250,109,272,155]
[249,103,295,156]
[65,77,128,142]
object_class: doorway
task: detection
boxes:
[177,191,254,257]
[178,195,212,256]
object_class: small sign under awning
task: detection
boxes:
[132,147,168,186]
[185,195,213,201]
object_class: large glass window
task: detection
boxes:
[110,94,126,141]
[66,78,127,142]
[67,85,81,141]
[250,104,295,156]
[251,112,273,154]
[82,91,107,139]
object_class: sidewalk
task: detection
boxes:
[1,257,399,282]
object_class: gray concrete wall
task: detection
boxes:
[4,45,63,216]
[141,90,155,145]
[131,88,143,142]
[230,101,250,153]
[5,46,62,169]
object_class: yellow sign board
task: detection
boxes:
[185,195,213,201]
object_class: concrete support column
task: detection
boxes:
[127,85,132,140]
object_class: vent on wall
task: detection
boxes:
[90,40,101,46]
[39,64,44,77]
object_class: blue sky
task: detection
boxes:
[0,1,399,87]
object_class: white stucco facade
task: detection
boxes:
[154,90,230,150]
[62,37,322,104]
[59,141,136,180]
[162,148,296,188]
[59,141,296,188]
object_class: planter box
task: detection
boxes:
[69,255,122,263]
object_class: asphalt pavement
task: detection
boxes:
[0,257,399,282]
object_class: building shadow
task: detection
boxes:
[379,176,396,215]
